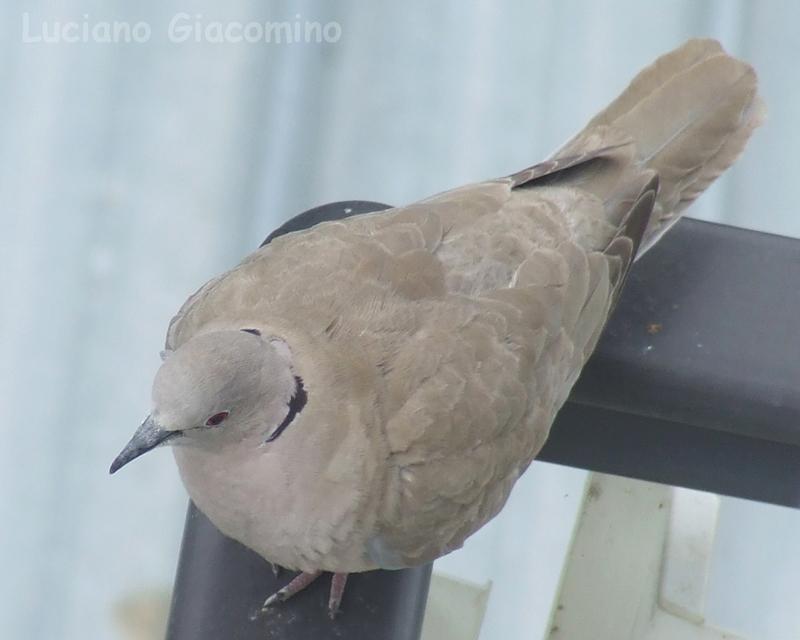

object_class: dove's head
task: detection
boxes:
[110,329,300,473]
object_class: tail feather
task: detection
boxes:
[584,38,725,130]
[557,38,764,255]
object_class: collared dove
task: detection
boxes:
[111,39,763,618]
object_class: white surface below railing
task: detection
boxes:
[424,468,768,640]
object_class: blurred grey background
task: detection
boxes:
[1,1,798,639]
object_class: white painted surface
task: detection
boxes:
[550,475,745,640]
[660,490,720,624]
[421,572,491,640]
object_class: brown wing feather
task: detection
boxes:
[508,141,632,188]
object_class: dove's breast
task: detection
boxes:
[173,390,390,573]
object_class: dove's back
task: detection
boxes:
[166,40,762,573]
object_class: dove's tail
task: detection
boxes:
[558,38,764,254]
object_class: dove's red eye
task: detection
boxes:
[205,411,229,427]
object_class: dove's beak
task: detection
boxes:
[109,415,181,474]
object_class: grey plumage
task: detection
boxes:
[112,39,763,597]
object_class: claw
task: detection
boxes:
[260,570,322,614]
[257,570,351,619]
[260,589,285,610]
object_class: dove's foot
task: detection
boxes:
[261,570,322,611]
[260,571,349,619]
[328,572,348,619]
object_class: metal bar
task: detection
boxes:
[542,217,800,508]
[166,503,432,640]
[540,402,800,507]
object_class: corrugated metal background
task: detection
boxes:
[1,2,797,638]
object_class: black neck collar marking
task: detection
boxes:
[266,376,307,443]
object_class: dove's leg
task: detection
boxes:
[261,570,322,611]
[260,570,350,619]
[327,573,348,619]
